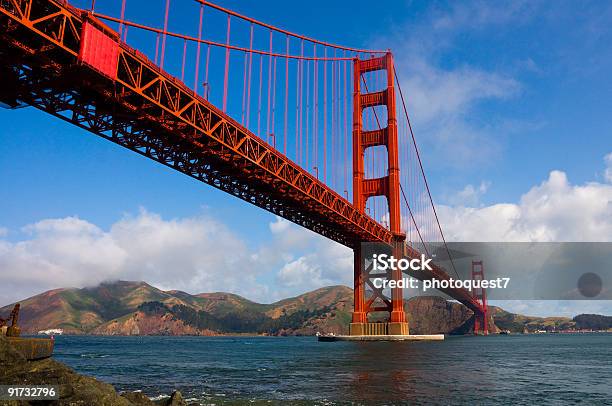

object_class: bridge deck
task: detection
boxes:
[0,0,484,315]
[0,0,392,249]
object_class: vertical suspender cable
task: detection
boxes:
[222,14,231,112]
[246,23,254,129]
[160,0,170,69]
[257,53,263,136]
[194,4,203,93]
[154,33,160,64]
[284,35,289,154]
[118,0,127,38]
[313,45,318,172]
[180,39,187,81]
[339,54,343,193]
[323,47,327,183]
[299,40,305,164]
[272,56,277,146]
[241,51,248,124]
[336,53,341,192]
[343,51,348,199]
[305,55,310,169]
[331,54,335,190]
[204,44,210,99]
[394,68,457,275]
[295,46,300,162]
[266,30,273,142]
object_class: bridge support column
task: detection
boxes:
[350,52,409,336]
[350,246,367,336]
[388,238,409,335]
[472,261,489,335]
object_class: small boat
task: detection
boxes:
[316,332,337,342]
[37,328,64,336]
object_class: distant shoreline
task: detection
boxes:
[5,281,612,336]
[36,330,612,338]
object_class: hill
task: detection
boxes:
[0,282,355,336]
[3,281,606,335]
[573,314,612,330]
[0,280,496,335]
[490,306,575,332]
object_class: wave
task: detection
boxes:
[80,353,109,359]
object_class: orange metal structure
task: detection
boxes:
[351,54,408,335]
[471,261,489,335]
[0,0,391,249]
[0,0,487,335]
[78,20,119,78]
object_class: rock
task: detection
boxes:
[406,296,474,334]
[154,390,187,406]
[0,333,26,364]
[122,391,156,405]
[0,335,193,405]
[0,334,130,405]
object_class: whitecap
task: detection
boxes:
[149,394,170,401]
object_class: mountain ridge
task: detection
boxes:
[2,281,603,335]
[0,282,355,335]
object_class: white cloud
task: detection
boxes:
[431,1,537,32]
[0,217,126,301]
[392,49,520,169]
[398,61,520,124]
[267,216,317,251]
[269,217,291,234]
[274,249,352,299]
[371,2,536,168]
[605,152,612,183]
[276,257,326,290]
[439,169,612,242]
[0,211,354,306]
[267,217,352,298]
[0,209,270,305]
[448,180,490,207]
[2,157,611,312]
[439,159,612,316]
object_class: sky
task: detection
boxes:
[1,0,611,317]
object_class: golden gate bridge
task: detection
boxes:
[0,0,488,335]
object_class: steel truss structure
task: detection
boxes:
[0,0,393,250]
[0,0,487,332]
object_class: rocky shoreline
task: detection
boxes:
[0,335,195,406]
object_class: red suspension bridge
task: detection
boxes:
[0,0,488,335]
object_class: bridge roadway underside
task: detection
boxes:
[0,0,393,250]
[0,0,484,316]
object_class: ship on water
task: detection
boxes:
[37,329,64,336]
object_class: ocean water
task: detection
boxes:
[52,334,612,405]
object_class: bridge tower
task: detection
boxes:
[471,260,489,335]
[350,52,409,336]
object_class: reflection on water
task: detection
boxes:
[53,334,612,405]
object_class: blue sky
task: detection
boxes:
[1,0,611,316]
